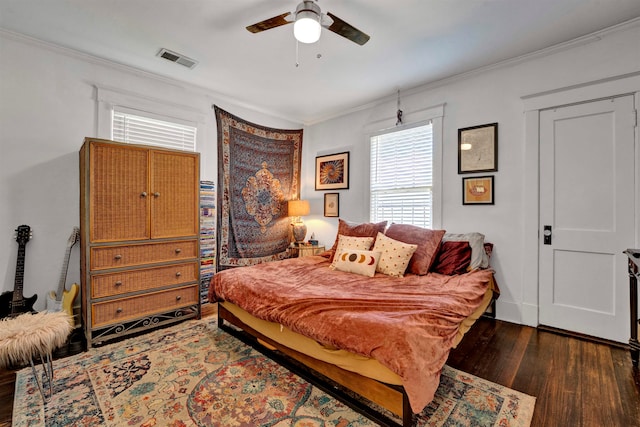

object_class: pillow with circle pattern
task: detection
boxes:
[329,234,375,270]
[331,250,381,277]
[372,232,418,278]
[384,223,446,275]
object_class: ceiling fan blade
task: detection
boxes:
[325,12,370,45]
[246,12,293,33]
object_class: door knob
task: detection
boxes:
[543,225,552,245]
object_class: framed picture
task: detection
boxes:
[315,152,349,190]
[458,123,498,174]
[462,176,494,205]
[324,193,339,217]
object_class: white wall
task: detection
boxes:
[301,23,640,324]
[0,31,300,312]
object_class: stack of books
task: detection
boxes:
[199,181,216,304]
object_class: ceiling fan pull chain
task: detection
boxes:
[296,40,300,67]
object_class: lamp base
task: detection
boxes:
[292,223,307,244]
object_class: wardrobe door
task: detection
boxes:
[89,142,149,242]
[149,150,199,239]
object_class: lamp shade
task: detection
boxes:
[288,200,310,217]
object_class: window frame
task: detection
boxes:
[95,85,204,152]
[365,103,444,229]
[369,121,434,228]
[111,106,198,152]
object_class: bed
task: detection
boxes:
[210,222,498,426]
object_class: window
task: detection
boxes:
[370,122,433,228]
[112,107,197,152]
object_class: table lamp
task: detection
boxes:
[288,199,310,245]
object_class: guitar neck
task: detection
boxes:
[12,243,26,303]
[57,245,73,298]
[56,227,79,301]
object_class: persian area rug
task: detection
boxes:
[215,106,303,270]
[13,319,535,427]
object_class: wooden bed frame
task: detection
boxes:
[217,303,414,427]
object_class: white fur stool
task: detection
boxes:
[0,311,72,401]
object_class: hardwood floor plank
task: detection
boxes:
[611,345,640,424]
[0,368,15,427]
[515,330,566,426]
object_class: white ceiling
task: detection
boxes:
[1,0,640,124]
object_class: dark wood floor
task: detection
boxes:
[1,314,638,426]
[447,319,640,427]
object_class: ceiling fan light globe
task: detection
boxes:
[294,12,321,43]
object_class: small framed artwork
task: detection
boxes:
[458,122,498,174]
[462,176,494,205]
[315,152,349,190]
[324,193,339,217]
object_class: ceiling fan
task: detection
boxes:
[246,0,370,46]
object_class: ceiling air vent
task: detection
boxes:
[157,48,198,69]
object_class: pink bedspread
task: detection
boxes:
[210,255,494,413]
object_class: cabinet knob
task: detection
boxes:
[153,192,160,197]
[114,254,122,260]
[175,272,182,277]
[175,248,182,254]
[116,307,123,313]
[176,295,182,301]
[141,192,147,197]
[114,281,122,286]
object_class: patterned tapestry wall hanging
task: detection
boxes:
[214,106,303,270]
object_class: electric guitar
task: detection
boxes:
[0,225,37,318]
[46,227,80,318]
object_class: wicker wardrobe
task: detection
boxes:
[79,138,200,347]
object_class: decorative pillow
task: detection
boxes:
[431,241,472,275]
[329,235,375,270]
[442,232,489,270]
[371,232,418,278]
[332,250,381,277]
[328,219,387,261]
[384,224,445,275]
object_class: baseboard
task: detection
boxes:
[521,303,538,327]
[538,324,629,349]
[494,300,522,324]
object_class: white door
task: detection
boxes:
[539,95,636,343]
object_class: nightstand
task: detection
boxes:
[289,245,325,258]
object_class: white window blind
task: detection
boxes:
[112,108,197,151]
[370,123,433,228]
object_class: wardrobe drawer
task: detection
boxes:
[91,262,198,299]
[91,285,199,327]
[90,240,197,270]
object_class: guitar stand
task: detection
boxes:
[624,249,640,367]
